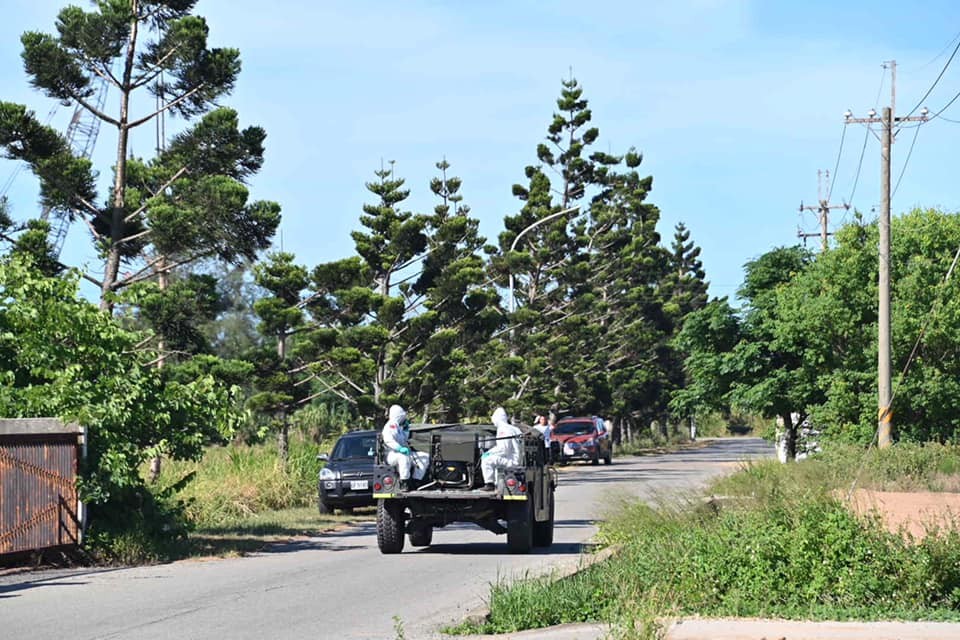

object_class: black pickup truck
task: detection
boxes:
[372,422,557,554]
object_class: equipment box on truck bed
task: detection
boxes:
[373,423,557,554]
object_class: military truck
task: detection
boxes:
[372,422,557,554]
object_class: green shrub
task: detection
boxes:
[690,412,726,437]
[867,442,960,490]
[609,493,960,619]
[455,443,960,635]
[485,568,611,632]
[85,484,192,564]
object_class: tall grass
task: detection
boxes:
[157,436,324,529]
[451,441,960,636]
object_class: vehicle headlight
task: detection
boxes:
[319,468,339,480]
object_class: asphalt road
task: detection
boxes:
[0,437,773,640]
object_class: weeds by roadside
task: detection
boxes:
[97,436,376,562]
[448,441,960,637]
[157,438,324,528]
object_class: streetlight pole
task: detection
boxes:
[507,206,581,315]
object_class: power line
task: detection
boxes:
[831,66,887,208]
[890,242,960,409]
[891,125,920,198]
[847,124,871,205]
[901,36,960,121]
[925,87,960,122]
[826,123,846,201]
[898,87,960,128]
[873,64,887,109]
[912,29,960,72]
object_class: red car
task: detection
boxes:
[552,416,612,465]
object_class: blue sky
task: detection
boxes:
[2,0,960,301]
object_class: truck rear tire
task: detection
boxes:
[377,500,405,554]
[532,488,555,547]
[408,521,433,547]
[507,500,533,554]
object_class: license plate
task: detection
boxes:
[350,480,368,490]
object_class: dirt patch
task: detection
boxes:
[846,489,960,540]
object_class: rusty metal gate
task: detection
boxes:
[0,419,83,556]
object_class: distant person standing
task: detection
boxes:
[532,414,547,434]
[533,414,551,460]
[544,412,557,463]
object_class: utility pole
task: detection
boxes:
[877,106,893,450]
[844,59,928,449]
[798,169,849,251]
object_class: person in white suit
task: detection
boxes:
[479,407,522,491]
[381,404,430,490]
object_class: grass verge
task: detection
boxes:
[154,437,374,559]
[187,506,375,557]
[157,439,324,528]
[448,441,960,638]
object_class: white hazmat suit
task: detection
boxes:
[480,407,523,488]
[382,405,430,484]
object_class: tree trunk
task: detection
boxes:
[100,3,140,312]
[373,275,389,408]
[277,331,289,468]
[277,417,289,468]
[148,257,168,483]
[781,412,797,462]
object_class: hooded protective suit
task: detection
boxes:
[382,404,429,481]
[480,407,523,487]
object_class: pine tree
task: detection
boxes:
[586,150,674,432]
[488,77,619,411]
[663,222,709,322]
[392,160,501,421]
[250,252,309,464]
[202,263,263,361]
[9,1,279,310]
[305,165,427,419]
